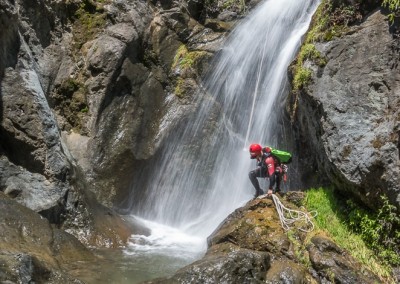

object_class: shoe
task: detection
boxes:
[254,188,264,198]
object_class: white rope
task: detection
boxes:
[271,194,317,232]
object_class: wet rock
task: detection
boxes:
[0,192,92,283]
[0,157,67,216]
[208,198,291,255]
[150,247,270,283]
[284,191,306,207]
[294,10,400,209]
[265,259,314,284]
[308,235,381,283]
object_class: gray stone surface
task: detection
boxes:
[295,11,400,208]
[0,192,92,283]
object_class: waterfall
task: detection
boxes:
[127,0,320,240]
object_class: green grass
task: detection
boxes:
[304,188,396,282]
[382,0,400,23]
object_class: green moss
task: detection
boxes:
[222,0,246,12]
[80,105,89,113]
[72,0,108,50]
[59,78,81,97]
[287,230,312,267]
[172,45,206,71]
[172,45,208,99]
[174,78,185,99]
[205,0,247,14]
[305,1,332,43]
[289,1,330,93]
[293,67,312,91]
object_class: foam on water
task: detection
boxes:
[124,216,206,260]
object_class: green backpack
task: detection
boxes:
[263,146,292,164]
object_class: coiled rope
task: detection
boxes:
[271,194,317,232]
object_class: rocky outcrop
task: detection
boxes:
[294,10,400,209]
[0,192,93,283]
[0,0,154,249]
[148,193,380,283]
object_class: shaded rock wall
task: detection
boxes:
[0,0,156,248]
[0,192,93,283]
[0,0,255,248]
[293,9,400,209]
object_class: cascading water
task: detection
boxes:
[123,0,320,281]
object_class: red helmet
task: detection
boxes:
[249,144,262,158]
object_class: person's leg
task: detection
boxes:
[248,168,265,197]
[274,172,281,193]
[266,172,274,196]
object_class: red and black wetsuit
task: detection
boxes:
[248,152,281,197]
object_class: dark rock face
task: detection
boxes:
[295,11,400,209]
[152,247,270,283]
[0,192,92,283]
[308,236,380,283]
[0,0,250,275]
[0,0,153,250]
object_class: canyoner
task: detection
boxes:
[248,143,292,197]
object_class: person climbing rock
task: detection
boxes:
[248,143,282,197]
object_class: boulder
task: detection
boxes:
[294,10,400,209]
[0,192,92,283]
[308,235,381,283]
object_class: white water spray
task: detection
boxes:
[126,0,320,255]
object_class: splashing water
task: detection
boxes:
[125,0,320,261]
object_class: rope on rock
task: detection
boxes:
[271,194,317,232]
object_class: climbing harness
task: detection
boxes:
[271,194,317,232]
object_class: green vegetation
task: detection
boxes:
[293,67,312,91]
[304,187,399,282]
[347,196,400,266]
[72,0,108,50]
[80,105,89,113]
[294,43,326,87]
[59,78,81,96]
[172,45,206,71]
[298,43,327,66]
[383,0,400,23]
[290,3,330,92]
[174,77,185,99]
[172,45,207,99]
[204,0,247,15]
[286,230,312,267]
[305,1,333,43]
[54,78,89,132]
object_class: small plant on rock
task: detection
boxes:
[383,0,400,23]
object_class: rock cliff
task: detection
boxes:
[0,0,253,281]
[0,0,246,245]
[292,7,400,209]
